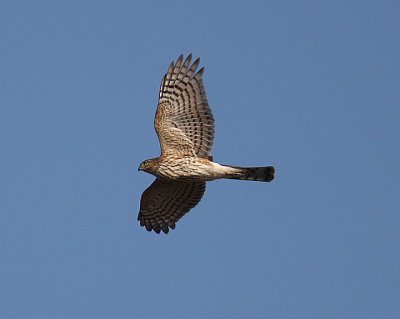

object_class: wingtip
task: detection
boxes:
[138,218,172,234]
[195,67,205,78]
[176,54,184,66]
[167,61,174,74]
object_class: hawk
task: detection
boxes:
[138,54,275,234]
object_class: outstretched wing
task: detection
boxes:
[138,178,206,234]
[155,54,215,159]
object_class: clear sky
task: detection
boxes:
[1,1,399,318]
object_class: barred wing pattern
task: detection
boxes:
[138,179,206,234]
[155,54,215,159]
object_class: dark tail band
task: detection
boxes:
[226,165,275,182]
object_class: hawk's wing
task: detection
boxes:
[138,178,206,234]
[155,54,215,159]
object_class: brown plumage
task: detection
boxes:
[138,54,275,234]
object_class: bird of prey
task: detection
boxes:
[138,54,275,234]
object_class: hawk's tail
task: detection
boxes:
[224,165,275,182]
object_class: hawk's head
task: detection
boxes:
[138,158,158,174]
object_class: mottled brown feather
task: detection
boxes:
[138,179,206,234]
[155,54,215,159]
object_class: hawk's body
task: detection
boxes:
[138,54,275,234]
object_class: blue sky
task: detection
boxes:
[1,1,399,318]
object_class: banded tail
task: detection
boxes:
[225,165,275,182]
